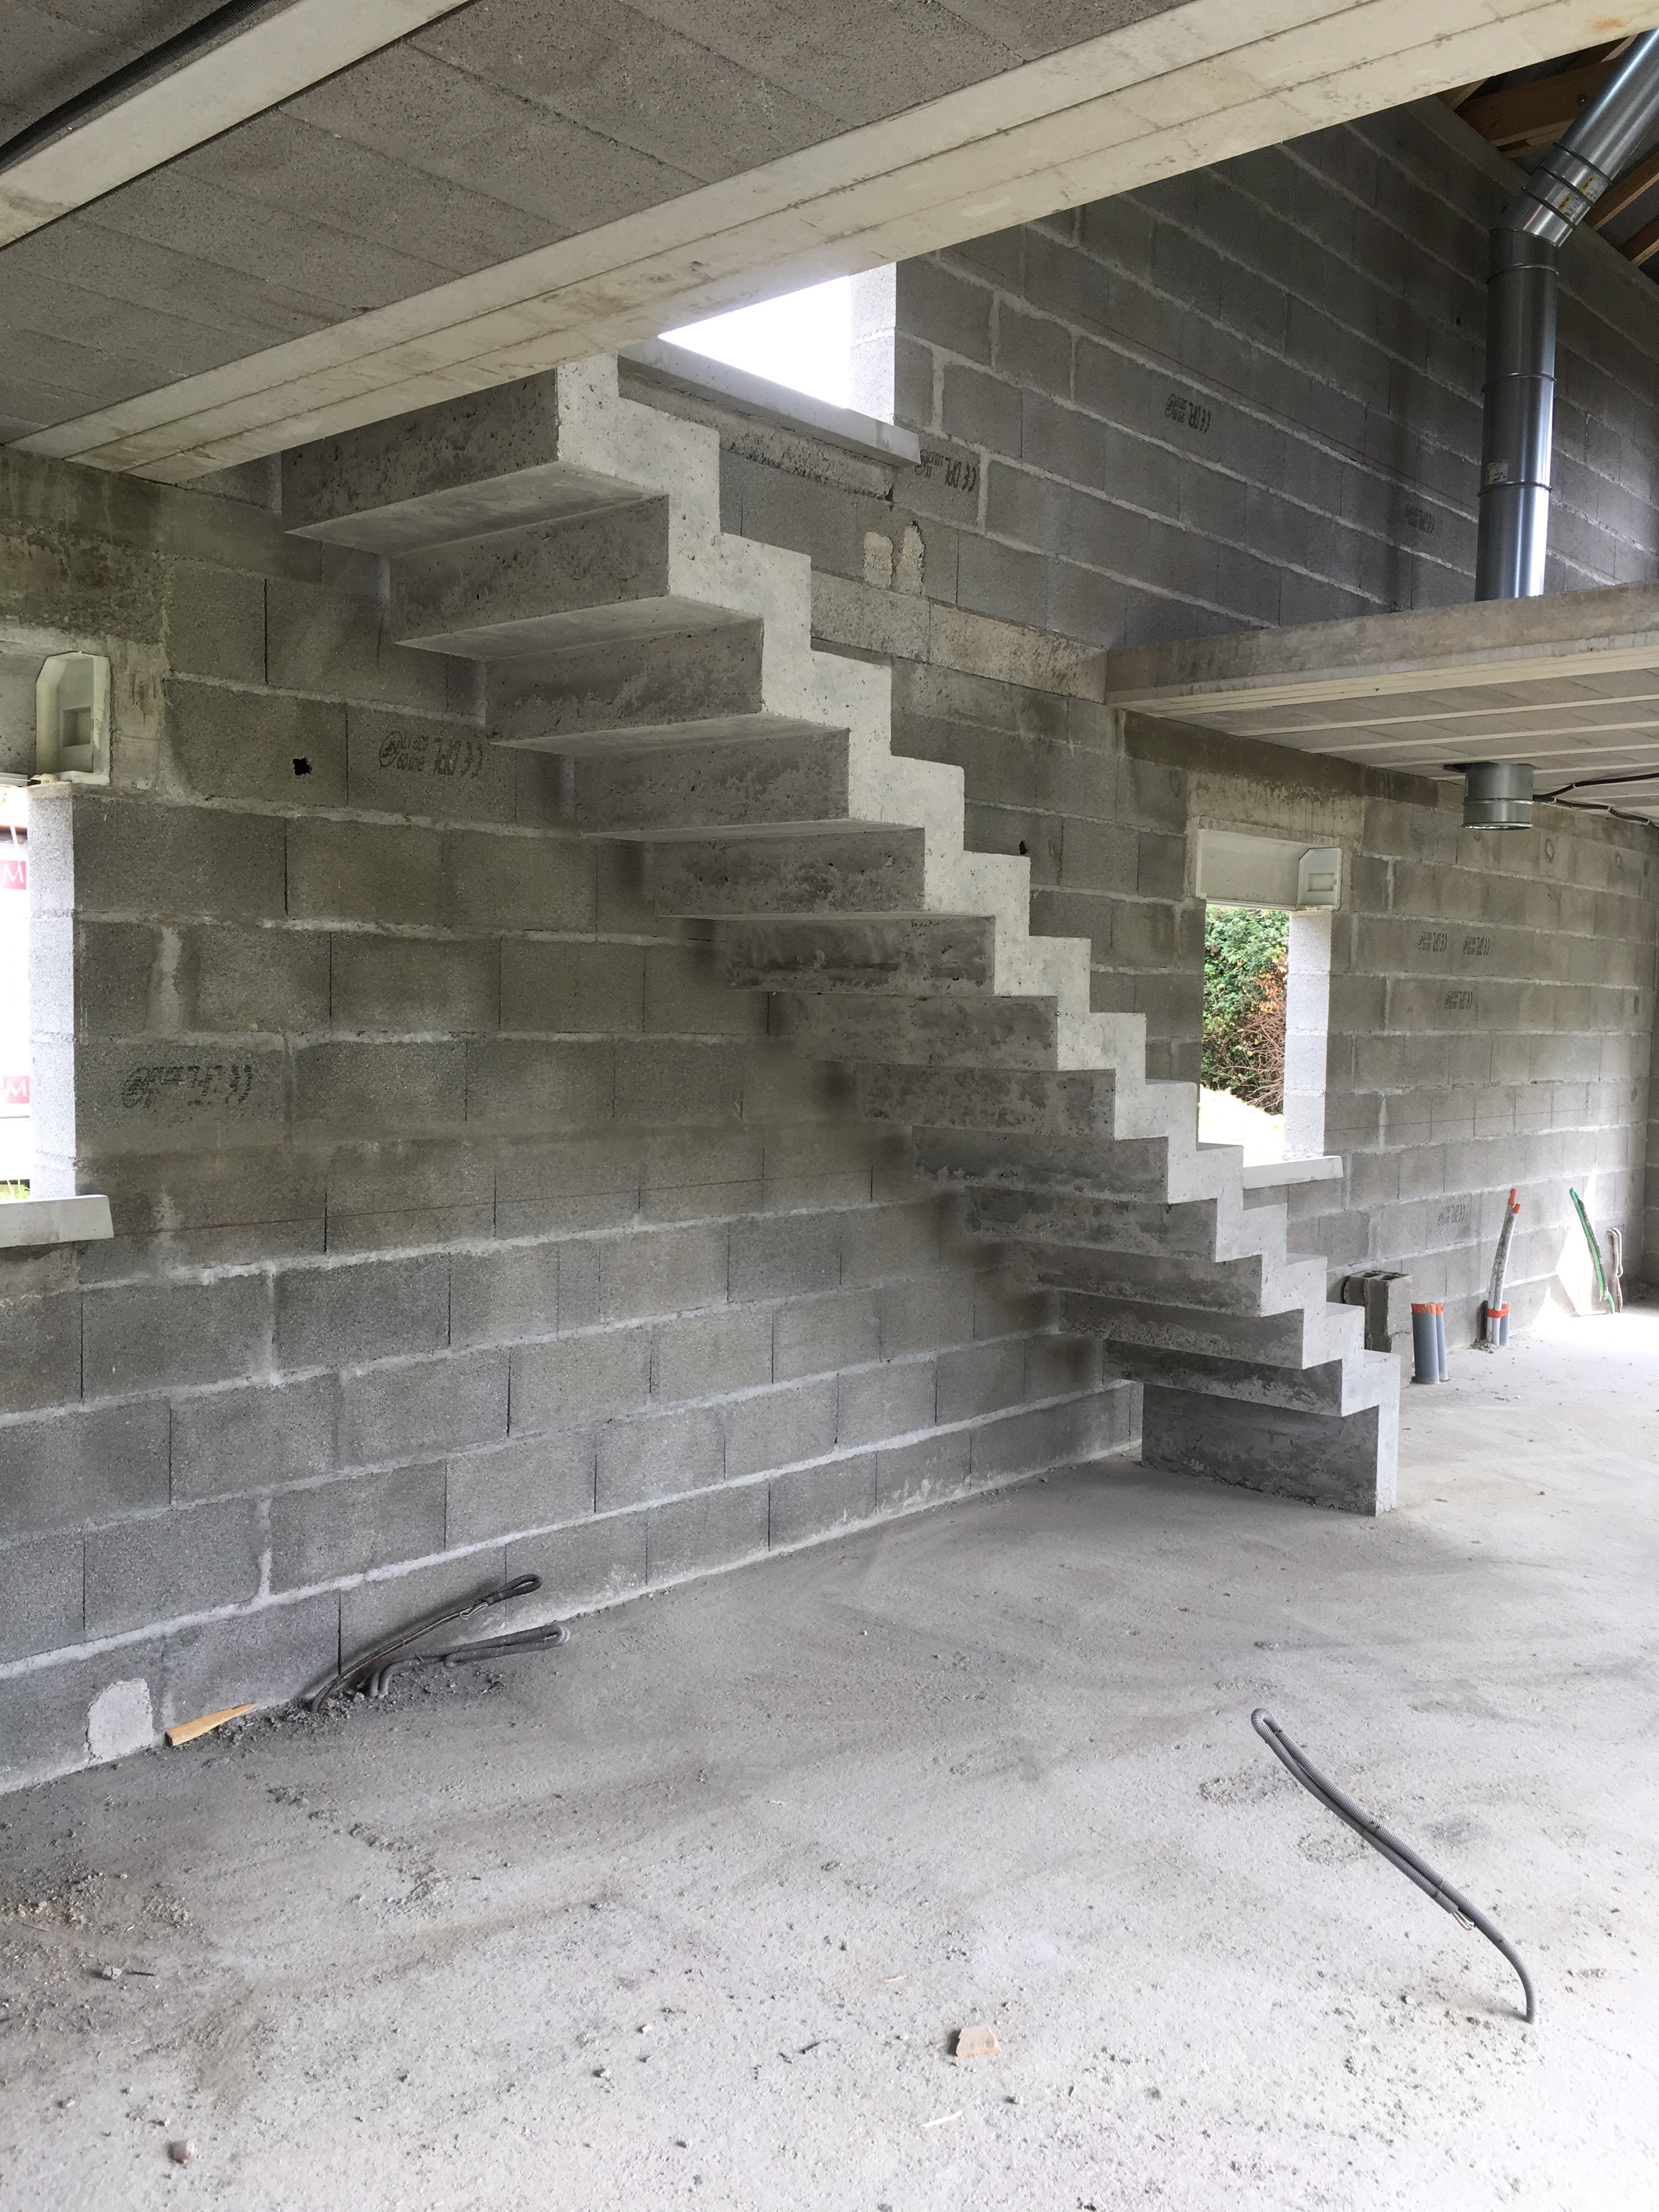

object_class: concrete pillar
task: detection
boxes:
[1283,909,1331,1160]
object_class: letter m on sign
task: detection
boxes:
[0,858,24,892]
[1,1074,29,1108]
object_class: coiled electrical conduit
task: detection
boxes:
[306,1573,567,1710]
[1251,1709,1536,2024]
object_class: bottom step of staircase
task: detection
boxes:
[1141,1385,1397,1516]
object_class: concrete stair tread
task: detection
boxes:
[497,712,843,757]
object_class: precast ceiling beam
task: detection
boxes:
[0,0,477,251]
[14,0,1659,482]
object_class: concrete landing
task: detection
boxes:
[1107,580,1659,812]
[2,1308,1655,2208]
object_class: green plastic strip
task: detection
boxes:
[1569,1188,1615,1313]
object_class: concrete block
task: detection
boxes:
[331,933,498,1035]
[761,1124,876,1212]
[506,1511,647,1615]
[971,1390,1134,1479]
[0,1401,171,1539]
[340,1350,509,1462]
[0,1292,80,1412]
[500,939,644,1034]
[466,1039,616,1127]
[0,1527,85,1660]
[724,1378,837,1480]
[268,556,458,714]
[643,1127,766,1223]
[73,794,286,921]
[772,1289,879,1381]
[75,919,329,1038]
[450,1240,561,1349]
[941,363,1022,453]
[769,1453,878,1548]
[838,1357,936,1446]
[901,257,994,365]
[876,1428,972,1515]
[493,1133,642,1238]
[447,826,596,933]
[171,1373,339,1499]
[293,1040,467,1127]
[347,706,514,822]
[646,1481,768,1583]
[287,817,445,928]
[275,1252,450,1370]
[936,1339,1025,1422]
[163,560,266,683]
[160,1588,340,1732]
[86,1495,262,1634]
[0,1649,149,1791]
[510,1327,650,1432]
[643,945,767,1039]
[653,1306,774,1401]
[447,1430,596,1544]
[162,680,347,806]
[326,1141,493,1252]
[879,1272,978,1358]
[729,1212,840,1302]
[600,1223,728,1322]
[268,1463,448,1590]
[74,1034,288,1142]
[841,1202,943,1284]
[596,1402,725,1511]
[82,1274,270,1397]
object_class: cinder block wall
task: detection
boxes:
[0,445,1126,1792]
[893,99,1659,646]
[1112,713,1656,1321]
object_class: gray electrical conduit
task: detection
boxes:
[1251,1709,1536,2024]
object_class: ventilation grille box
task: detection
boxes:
[35,652,111,785]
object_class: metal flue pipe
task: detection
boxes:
[1476,31,1659,599]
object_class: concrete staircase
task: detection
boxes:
[283,356,1398,1515]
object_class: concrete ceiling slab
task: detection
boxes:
[7,0,1655,479]
[1105,580,1659,815]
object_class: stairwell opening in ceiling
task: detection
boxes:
[1194,830,1338,1170]
[662,267,897,420]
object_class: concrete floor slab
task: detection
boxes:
[2,1308,1656,2209]
[1107,579,1659,810]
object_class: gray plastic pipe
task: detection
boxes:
[1477,31,1659,598]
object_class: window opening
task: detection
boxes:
[1194,831,1338,1168]
[1201,905,1289,1164]
[662,267,895,420]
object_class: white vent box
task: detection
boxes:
[35,653,111,784]
[1295,847,1341,908]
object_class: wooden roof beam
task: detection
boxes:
[1458,61,1616,150]
[1590,141,1659,226]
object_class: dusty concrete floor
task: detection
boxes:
[2,1306,1656,2212]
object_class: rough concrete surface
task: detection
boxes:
[1,1306,1655,2211]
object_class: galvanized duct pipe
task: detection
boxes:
[1476,31,1659,600]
